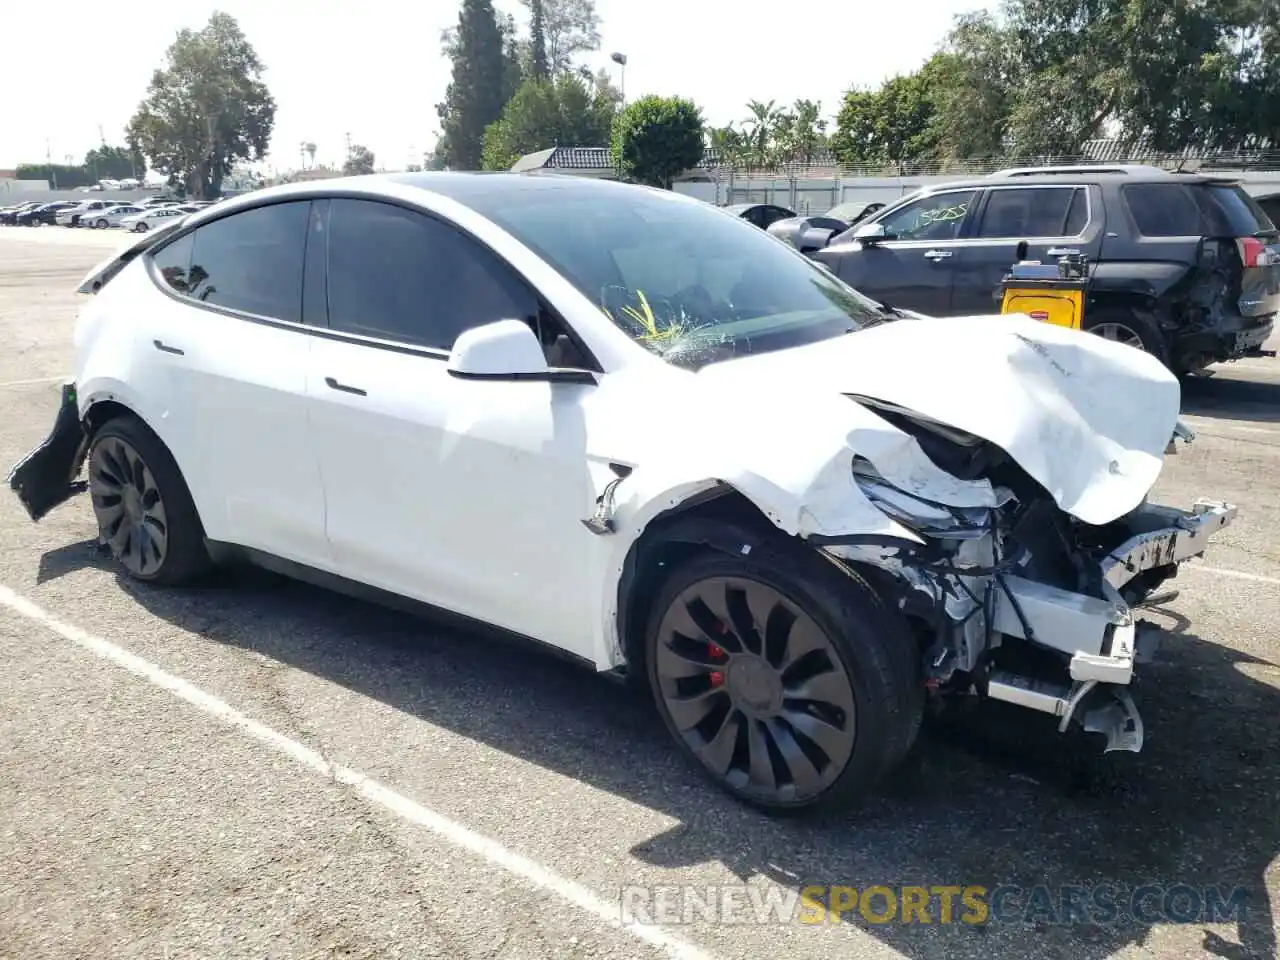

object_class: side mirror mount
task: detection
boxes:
[852,221,893,245]
[447,319,596,384]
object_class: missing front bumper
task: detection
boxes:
[982,498,1236,752]
[7,381,89,522]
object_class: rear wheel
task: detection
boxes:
[88,416,211,586]
[644,541,921,815]
[1083,309,1168,365]
[134,221,149,232]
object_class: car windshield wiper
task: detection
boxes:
[876,299,908,318]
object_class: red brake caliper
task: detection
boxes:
[707,621,730,687]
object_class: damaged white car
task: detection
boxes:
[8,174,1237,814]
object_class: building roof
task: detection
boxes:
[510,145,738,174]
[510,146,614,173]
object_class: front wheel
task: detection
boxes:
[94,218,108,229]
[134,222,149,232]
[644,543,921,815]
[88,416,211,586]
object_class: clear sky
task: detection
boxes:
[0,0,991,172]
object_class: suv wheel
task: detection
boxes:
[1083,309,1168,365]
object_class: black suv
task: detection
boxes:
[813,165,1280,376]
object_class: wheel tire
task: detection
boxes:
[1082,309,1169,366]
[134,222,149,232]
[87,415,212,586]
[644,539,922,815]
[95,218,108,230]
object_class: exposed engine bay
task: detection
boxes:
[827,394,1236,753]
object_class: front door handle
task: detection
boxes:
[923,249,953,260]
[324,376,367,397]
[153,339,184,355]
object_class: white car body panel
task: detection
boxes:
[76,265,329,569]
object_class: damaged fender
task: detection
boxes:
[589,384,999,668]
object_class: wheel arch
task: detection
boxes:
[79,393,213,535]
[612,484,783,685]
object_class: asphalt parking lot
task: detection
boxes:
[1,226,1278,960]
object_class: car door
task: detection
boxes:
[949,184,1100,315]
[304,197,601,658]
[829,188,979,315]
[137,199,330,566]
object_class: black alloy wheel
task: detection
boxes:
[645,545,921,814]
[88,416,211,585]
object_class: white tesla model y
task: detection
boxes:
[9,173,1236,813]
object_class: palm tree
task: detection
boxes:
[305,142,317,168]
[742,99,783,167]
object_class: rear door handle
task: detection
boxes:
[153,339,184,355]
[923,249,953,260]
[324,376,367,397]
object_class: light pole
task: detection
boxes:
[610,51,627,105]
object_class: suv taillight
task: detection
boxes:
[1239,237,1279,267]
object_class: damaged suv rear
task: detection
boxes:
[814,166,1280,376]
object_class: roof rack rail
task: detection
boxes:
[986,164,1171,178]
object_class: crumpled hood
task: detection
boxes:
[697,313,1181,526]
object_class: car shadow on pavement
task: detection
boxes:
[38,539,1280,960]
[1182,373,1280,424]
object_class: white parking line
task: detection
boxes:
[0,375,69,388]
[0,583,714,960]
[1183,564,1280,587]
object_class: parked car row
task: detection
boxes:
[0,197,213,231]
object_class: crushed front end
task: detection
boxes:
[824,402,1236,754]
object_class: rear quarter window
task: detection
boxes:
[1121,184,1203,237]
[1193,185,1277,236]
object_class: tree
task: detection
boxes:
[921,13,1017,159]
[519,0,600,75]
[610,95,705,188]
[435,0,509,170]
[343,144,376,176]
[482,74,617,170]
[831,73,937,168]
[126,11,275,199]
[742,99,783,166]
[773,99,828,165]
[84,145,146,180]
[706,125,749,166]
[529,0,550,80]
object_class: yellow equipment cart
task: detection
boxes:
[998,242,1090,331]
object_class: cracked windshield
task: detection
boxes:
[471,187,887,369]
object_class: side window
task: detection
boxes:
[977,187,1081,239]
[150,233,195,295]
[178,201,310,321]
[1122,184,1202,237]
[1063,188,1088,236]
[879,191,976,242]
[325,198,538,351]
